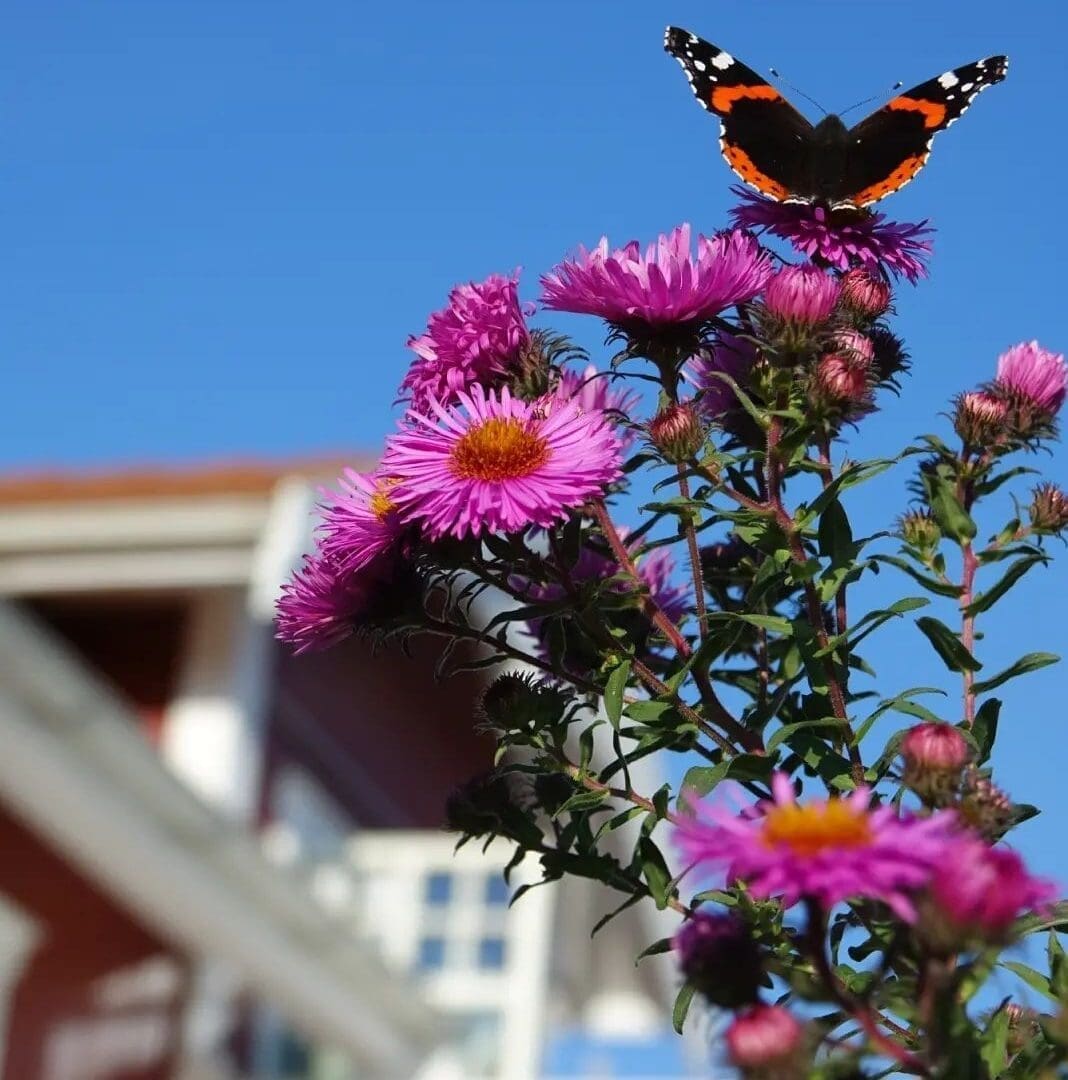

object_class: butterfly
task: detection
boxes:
[664,27,1007,210]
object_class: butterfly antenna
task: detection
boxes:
[840,81,903,118]
[768,68,827,116]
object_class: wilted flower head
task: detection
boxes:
[762,264,840,326]
[382,385,622,540]
[479,672,573,738]
[318,468,404,573]
[995,340,1067,419]
[730,187,933,283]
[540,225,772,334]
[647,400,705,462]
[673,912,764,1009]
[1029,482,1068,533]
[925,839,1055,947]
[839,266,892,320]
[960,768,1015,842]
[868,325,910,386]
[675,773,959,920]
[276,550,369,654]
[686,332,759,423]
[399,272,531,411]
[726,1005,806,1075]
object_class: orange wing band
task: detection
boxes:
[722,143,789,201]
[710,83,783,114]
[851,153,928,206]
[887,96,947,129]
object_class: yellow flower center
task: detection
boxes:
[368,477,400,522]
[449,417,549,481]
[760,799,872,857]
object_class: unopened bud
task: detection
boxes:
[839,267,892,320]
[959,767,1014,842]
[1029,482,1068,534]
[901,722,971,806]
[647,401,705,462]
[953,390,1011,447]
[759,265,840,357]
[479,672,570,737]
[673,913,764,1009]
[898,509,941,553]
[726,1005,806,1079]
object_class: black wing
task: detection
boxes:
[664,27,814,202]
[837,56,1008,207]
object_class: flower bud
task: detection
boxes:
[901,722,971,806]
[1029,482,1068,534]
[647,401,705,462]
[959,767,1014,842]
[897,509,941,554]
[759,265,840,356]
[839,267,892,320]
[869,326,910,385]
[812,333,874,415]
[726,1005,806,1078]
[920,838,1055,952]
[444,770,532,838]
[673,913,763,1009]
[479,672,570,737]
[953,390,1011,447]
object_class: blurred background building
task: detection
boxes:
[0,458,680,1080]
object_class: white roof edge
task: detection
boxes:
[0,601,442,1073]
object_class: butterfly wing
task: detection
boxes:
[664,27,814,202]
[838,56,1008,207]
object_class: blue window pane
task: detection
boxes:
[478,937,506,969]
[417,937,446,971]
[425,872,452,905]
[485,876,510,907]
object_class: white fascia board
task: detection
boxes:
[0,603,441,1073]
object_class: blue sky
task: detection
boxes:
[4,1,1067,1074]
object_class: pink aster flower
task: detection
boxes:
[318,468,404,573]
[730,187,933,283]
[763,264,840,326]
[995,340,1067,417]
[676,773,959,920]
[539,225,772,329]
[382,385,622,540]
[927,838,1056,942]
[686,332,758,421]
[276,550,369,654]
[551,364,640,450]
[399,272,531,411]
[726,1005,805,1072]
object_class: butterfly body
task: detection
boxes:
[664,27,1008,210]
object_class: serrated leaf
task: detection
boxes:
[972,652,1059,694]
[672,982,696,1034]
[916,615,983,672]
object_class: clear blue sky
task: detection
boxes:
[4,1,1066,1073]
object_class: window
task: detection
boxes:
[477,937,506,970]
[417,936,446,972]
[425,872,453,906]
[484,875,510,907]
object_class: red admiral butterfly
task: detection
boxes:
[664,27,1007,210]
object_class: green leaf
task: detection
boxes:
[680,763,729,798]
[916,615,983,672]
[634,936,673,963]
[604,659,631,730]
[980,1005,1011,1077]
[970,698,1000,764]
[766,717,843,753]
[926,473,977,542]
[873,554,964,598]
[818,498,854,565]
[591,893,643,937]
[972,652,1059,695]
[1000,960,1056,1001]
[964,554,1048,616]
[672,982,696,1034]
[639,837,673,909]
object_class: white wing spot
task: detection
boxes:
[693,59,707,72]
[711,51,734,70]
[961,81,974,92]
[937,71,959,89]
